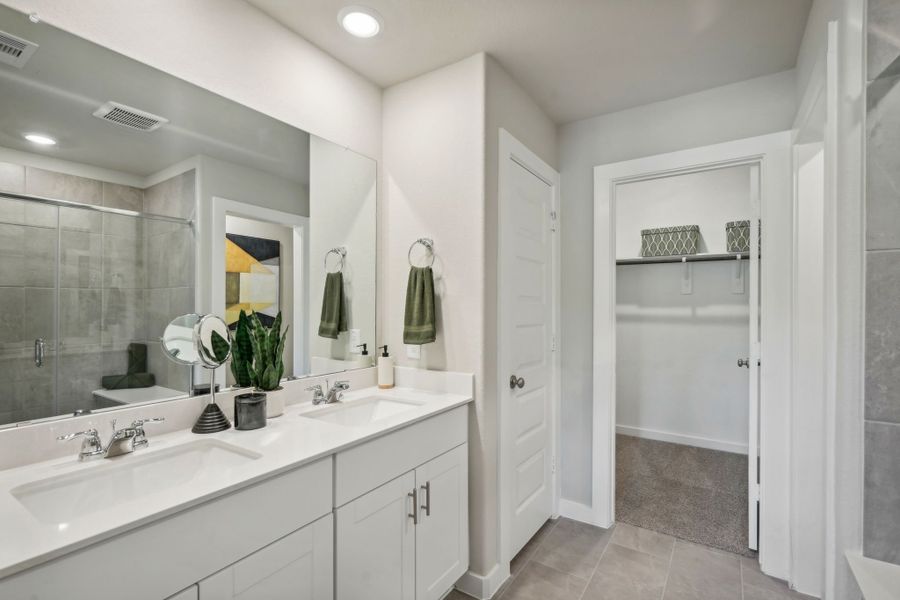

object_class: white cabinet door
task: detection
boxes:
[199,514,333,600]
[336,471,416,600]
[415,444,469,600]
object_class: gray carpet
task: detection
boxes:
[615,434,755,556]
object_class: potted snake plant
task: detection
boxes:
[232,310,289,417]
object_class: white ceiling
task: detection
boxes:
[0,4,310,184]
[248,0,812,124]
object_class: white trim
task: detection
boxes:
[559,499,605,526]
[497,129,562,573]
[615,426,748,456]
[210,196,310,376]
[592,131,794,574]
[454,563,508,600]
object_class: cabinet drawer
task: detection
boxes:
[0,457,333,600]
[335,405,467,507]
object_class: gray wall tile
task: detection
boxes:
[60,230,102,288]
[143,170,195,221]
[101,183,143,211]
[864,421,900,564]
[866,75,900,250]
[103,235,145,289]
[22,287,55,348]
[59,288,102,346]
[0,162,25,194]
[865,251,900,423]
[869,0,900,81]
[60,206,102,233]
[101,288,145,344]
[25,167,102,205]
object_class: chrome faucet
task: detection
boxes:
[57,417,165,461]
[325,380,350,404]
[306,384,327,405]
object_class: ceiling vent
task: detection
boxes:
[0,30,38,69]
[92,101,169,132]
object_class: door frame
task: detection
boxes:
[590,131,793,578]
[210,196,310,376]
[497,129,562,572]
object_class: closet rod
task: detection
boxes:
[616,252,748,266]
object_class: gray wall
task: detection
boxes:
[863,0,900,566]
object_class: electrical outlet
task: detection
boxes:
[406,344,421,359]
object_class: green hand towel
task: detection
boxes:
[127,342,147,374]
[404,266,436,345]
[318,271,348,339]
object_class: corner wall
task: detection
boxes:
[557,69,797,505]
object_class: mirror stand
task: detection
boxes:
[191,368,230,434]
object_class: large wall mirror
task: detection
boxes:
[0,6,377,428]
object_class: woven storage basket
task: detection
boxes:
[640,225,700,257]
[726,220,754,253]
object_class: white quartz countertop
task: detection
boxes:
[0,384,472,579]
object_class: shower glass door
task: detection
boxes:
[0,195,59,424]
[0,191,195,427]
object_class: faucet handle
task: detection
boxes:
[334,380,350,390]
[57,428,99,443]
[305,384,323,392]
[57,428,103,460]
[132,417,165,428]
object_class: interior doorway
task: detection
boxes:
[589,132,794,579]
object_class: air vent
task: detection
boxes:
[0,30,38,69]
[92,101,169,132]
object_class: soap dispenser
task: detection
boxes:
[378,345,394,389]
[356,343,370,367]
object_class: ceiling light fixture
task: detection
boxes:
[338,6,382,38]
[24,133,56,146]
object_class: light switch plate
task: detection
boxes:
[406,344,421,359]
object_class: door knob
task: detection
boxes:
[509,375,525,389]
[737,358,750,368]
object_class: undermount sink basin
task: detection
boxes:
[302,396,423,427]
[11,439,261,524]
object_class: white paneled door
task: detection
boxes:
[499,130,559,560]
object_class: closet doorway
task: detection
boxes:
[591,133,794,573]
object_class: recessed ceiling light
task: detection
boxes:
[338,6,382,38]
[24,133,56,146]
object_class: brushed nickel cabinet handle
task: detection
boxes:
[408,488,418,525]
[420,481,431,517]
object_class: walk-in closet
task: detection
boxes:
[614,164,758,556]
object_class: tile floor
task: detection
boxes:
[616,435,750,555]
[447,519,814,600]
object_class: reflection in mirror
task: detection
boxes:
[0,6,377,428]
[197,314,233,368]
[161,314,202,366]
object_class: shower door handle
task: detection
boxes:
[34,338,45,368]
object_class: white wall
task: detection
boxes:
[617,261,750,453]
[615,167,752,454]
[615,166,753,258]
[308,136,377,365]
[0,0,382,160]
[382,52,557,585]
[382,52,488,570]
[558,69,797,505]
[225,215,296,377]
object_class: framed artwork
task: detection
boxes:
[225,233,280,328]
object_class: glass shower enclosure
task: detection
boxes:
[0,191,195,427]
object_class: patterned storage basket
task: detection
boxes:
[640,225,700,257]
[726,220,751,253]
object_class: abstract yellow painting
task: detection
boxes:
[225,233,280,328]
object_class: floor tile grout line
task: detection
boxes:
[495,517,559,599]
[659,535,677,600]
[574,521,616,600]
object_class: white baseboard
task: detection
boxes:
[559,499,611,528]
[616,425,748,455]
[455,563,509,599]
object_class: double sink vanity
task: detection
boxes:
[0,367,473,600]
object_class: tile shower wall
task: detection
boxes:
[864,0,900,566]
[0,163,195,423]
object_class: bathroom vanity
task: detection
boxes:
[0,369,472,600]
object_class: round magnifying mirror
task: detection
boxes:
[161,313,202,365]
[196,314,232,368]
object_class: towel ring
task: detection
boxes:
[408,238,434,268]
[324,246,346,273]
